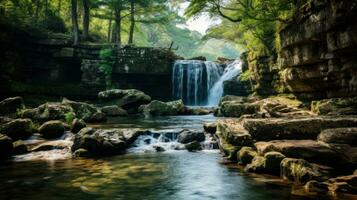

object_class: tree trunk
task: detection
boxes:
[82,0,90,41]
[107,10,113,43]
[35,0,41,21]
[128,1,135,45]
[58,0,62,14]
[112,6,121,46]
[71,0,80,45]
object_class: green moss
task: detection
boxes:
[239,70,251,81]
[64,112,76,124]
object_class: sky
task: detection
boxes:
[178,2,220,35]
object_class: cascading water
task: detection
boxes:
[207,60,242,106]
[172,59,242,106]
[172,60,222,106]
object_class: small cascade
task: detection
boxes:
[172,60,222,105]
[207,60,242,106]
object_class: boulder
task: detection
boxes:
[237,147,257,165]
[216,119,253,146]
[304,180,329,194]
[0,134,13,159]
[203,122,217,134]
[13,140,28,155]
[0,118,34,140]
[242,117,357,141]
[311,97,357,115]
[31,140,72,152]
[38,120,66,139]
[101,105,128,117]
[185,141,202,152]
[185,107,214,115]
[0,96,25,117]
[73,148,91,158]
[98,89,151,113]
[318,128,357,146]
[70,118,86,134]
[263,152,286,174]
[153,145,166,152]
[245,156,266,173]
[219,101,259,117]
[62,98,106,123]
[22,103,75,122]
[281,158,332,183]
[140,100,185,117]
[255,140,346,167]
[177,130,205,144]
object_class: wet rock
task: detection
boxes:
[153,145,165,152]
[71,118,86,134]
[304,180,329,194]
[185,141,202,152]
[98,89,151,113]
[0,118,34,140]
[31,140,72,152]
[13,140,28,155]
[0,134,13,159]
[185,107,214,115]
[329,174,357,194]
[22,103,75,122]
[311,97,357,115]
[245,156,266,173]
[203,122,217,134]
[101,105,128,117]
[73,148,91,158]
[140,100,185,117]
[177,130,205,144]
[281,158,332,183]
[219,101,259,117]
[121,129,145,144]
[216,119,253,146]
[0,96,25,117]
[255,140,346,167]
[237,147,257,165]
[242,117,357,141]
[62,98,106,123]
[263,152,286,174]
[318,128,357,146]
[38,120,66,139]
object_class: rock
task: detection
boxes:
[245,156,266,173]
[185,141,202,152]
[70,118,86,134]
[188,56,206,61]
[237,147,257,165]
[263,152,286,174]
[219,101,259,117]
[311,97,357,115]
[140,100,185,117]
[318,128,357,146]
[203,122,217,134]
[281,158,332,183]
[101,105,128,117]
[0,118,34,140]
[177,130,205,144]
[38,120,65,139]
[0,134,13,159]
[121,129,144,144]
[22,103,75,122]
[62,98,106,123]
[72,128,137,156]
[185,107,213,115]
[329,174,357,194]
[73,148,91,158]
[304,180,329,194]
[13,140,28,155]
[242,117,357,141]
[153,145,165,152]
[98,89,151,113]
[255,140,346,167]
[31,140,72,152]
[0,96,25,117]
[216,119,253,146]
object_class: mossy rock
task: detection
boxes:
[237,147,257,165]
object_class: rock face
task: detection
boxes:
[177,130,205,144]
[38,120,66,139]
[72,128,144,157]
[311,97,357,115]
[140,100,185,117]
[98,89,151,113]
[0,96,25,117]
[101,105,128,117]
[318,128,357,146]
[0,134,13,159]
[0,118,34,140]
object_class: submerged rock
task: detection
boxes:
[0,134,13,159]
[38,120,66,139]
[71,118,86,134]
[0,96,25,117]
[0,118,35,140]
[140,100,185,117]
[98,89,151,113]
[101,105,128,117]
[177,130,205,144]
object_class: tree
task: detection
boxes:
[82,0,90,40]
[71,0,80,45]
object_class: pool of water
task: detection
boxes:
[0,152,310,200]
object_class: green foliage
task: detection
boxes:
[65,112,76,124]
[99,48,115,89]
[239,70,251,81]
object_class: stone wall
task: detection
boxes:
[243,0,357,100]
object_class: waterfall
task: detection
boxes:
[172,60,222,105]
[207,60,242,106]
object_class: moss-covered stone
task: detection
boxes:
[0,96,25,117]
[237,147,257,165]
[0,118,34,140]
[38,120,66,139]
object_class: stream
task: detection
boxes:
[0,115,312,200]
